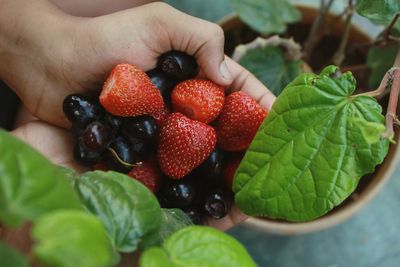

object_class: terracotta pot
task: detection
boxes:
[219,6,400,234]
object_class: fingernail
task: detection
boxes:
[220,60,232,81]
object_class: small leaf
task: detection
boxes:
[74,171,161,253]
[140,226,257,267]
[139,247,175,267]
[140,208,193,249]
[352,118,386,144]
[0,241,30,267]
[32,210,116,267]
[356,0,400,28]
[238,46,304,96]
[234,66,389,221]
[0,130,82,227]
[367,44,398,88]
[229,0,301,34]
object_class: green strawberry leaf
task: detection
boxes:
[32,210,117,267]
[356,0,400,29]
[140,208,193,250]
[0,241,30,267]
[140,226,257,267]
[74,171,161,253]
[238,46,304,96]
[0,130,82,227]
[229,0,301,35]
[234,65,389,221]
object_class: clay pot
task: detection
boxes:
[219,6,400,234]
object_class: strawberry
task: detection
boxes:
[128,160,162,193]
[100,63,164,117]
[223,153,244,190]
[171,79,225,124]
[215,91,267,151]
[157,112,217,179]
[151,104,170,127]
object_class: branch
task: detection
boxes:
[332,0,354,66]
[303,0,335,61]
[381,13,400,45]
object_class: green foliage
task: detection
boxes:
[239,46,304,96]
[32,210,117,267]
[367,45,398,88]
[140,226,257,267]
[0,241,30,267]
[229,0,300,34]
[140,208,193,249]
[0,130,82,227]
[74,171,161,252]
[234,66,389,221]
[356,0,400,29]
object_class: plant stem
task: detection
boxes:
[383,67,400,140]
[332,0,354,66]
[381,13,400,45]
[303,0,335,61]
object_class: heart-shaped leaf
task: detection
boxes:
[73,171,161,253]
[0,130,82,227]
[32,210,117,267]
[234,66,389,221]
[229,0,301,34]
[139,226,257,267]
[238,46,304,96]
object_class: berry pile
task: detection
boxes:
[63,51,268,224]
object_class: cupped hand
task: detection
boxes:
[3,2,235,127]
[12,57,275,231]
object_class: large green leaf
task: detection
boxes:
[74,171,161,253]
[234,66,389,222]
[367,45,398,88]
[32,210,117,267]
[140,208,193,249]
[0,130,82,227]
[239,46,304,96]
[140,226,257,267]
[356,0,400,28]
[0,241,30,267]
[229,0,301,34]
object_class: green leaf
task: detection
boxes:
[356,0,400,28]
[229,0,301,34]
[140,226,257,267]
[74,171,161,253]
[140,208,193,249]
[0,130,82,227]
[32,210,116,267]
[0,241,30,267]
[234,65,390,222]
[367,45,398,88]
[352,118,387,144]
[239,46,304,96]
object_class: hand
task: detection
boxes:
[0,1,234,127]
[12,57,275,231]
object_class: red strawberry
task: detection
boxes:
[215,91,267,151]
[100,63,164,117]
[223,154,244,190]
[128,160,162,193]
[151,104,170,126]
[157,112,217,179]
[171,79,225,124]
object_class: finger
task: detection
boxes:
[11,121,87,172]
[205,205,248,231]
[153,3,232,86]
[225,57,276,110]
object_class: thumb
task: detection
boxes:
[157,3,233,85]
